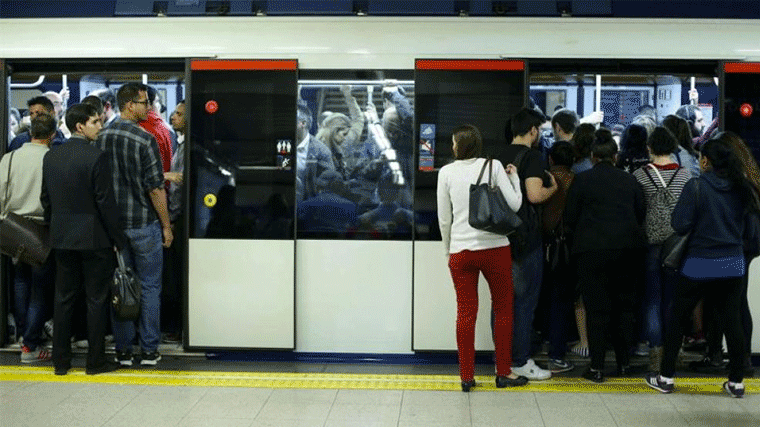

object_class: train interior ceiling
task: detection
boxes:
[2,59,725,355]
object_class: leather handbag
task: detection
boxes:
[0,151,51,267]
[469,158,522,236]
[112,250,141,322]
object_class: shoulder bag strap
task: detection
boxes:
[3,151,15,217]
[475,158,489,186]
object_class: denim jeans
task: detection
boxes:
[112,221,163,353]
[641,244,675,348]
[13,256,55,349]
[511,244,544,367]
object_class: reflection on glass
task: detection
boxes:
[190,69,296,240]
[296,81,414,239]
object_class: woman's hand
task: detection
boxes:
[505,163,518,176]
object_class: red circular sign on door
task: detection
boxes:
[740,103,753,118]
[205,100,218,114]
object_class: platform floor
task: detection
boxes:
[1,349,759,427]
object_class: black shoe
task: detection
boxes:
[461,380,476,392]
[616,364,646,377]
[582,367,604,383]
[645,372,674,393]
[86,361,120,375]
[688,356,726,371]
[496,375,529,388]
[54,365,70,376]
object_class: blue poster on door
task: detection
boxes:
[419,124,435,171]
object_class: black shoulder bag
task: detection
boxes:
[469,158,522,236]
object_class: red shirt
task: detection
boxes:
[139,110,172,174]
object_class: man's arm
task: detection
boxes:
[525,175,557,205]
[149,187,173,248]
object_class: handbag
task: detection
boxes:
[0,151,51,267]
[468,158,522,236]
[661,178,700,270]
[112,250,141,321]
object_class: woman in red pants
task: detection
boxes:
[436,124,528,391]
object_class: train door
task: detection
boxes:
[294,70,415,354]
[723,61,760,354]
[187,59,296,350]
[2,59,185,349]
[413,59,526,351]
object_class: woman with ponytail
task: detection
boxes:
[646,135,760,398]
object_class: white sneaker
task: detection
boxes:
[512,359,551,380]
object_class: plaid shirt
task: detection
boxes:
[95,117,164,229]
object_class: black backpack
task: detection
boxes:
[509,146,543,259]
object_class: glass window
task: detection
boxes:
[296,71,415,240]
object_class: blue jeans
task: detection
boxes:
[511,245,544,367]
[641,244,675,348]
[112,221,163,353]
[13,256,55,349]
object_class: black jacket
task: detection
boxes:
[565,162,647,254]
[41,136,126,250]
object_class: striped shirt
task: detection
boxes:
[95,118,164,229]
[633,163,692,239]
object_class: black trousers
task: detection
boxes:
[52,248,116,371]
[704,270,753,358]
[661,274,746,382]
[577,249,640,371]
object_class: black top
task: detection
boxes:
[565,162,647,254]
[41,136,127,250]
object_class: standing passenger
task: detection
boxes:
[647,136,758,397]
[437,125,528,391]
[632,127,691,371]
[43,104,126,375]
[565,132,647,383]
[96,82,173,367]
[495,108,558,381]
[0,115,57,364]
[8,96,66,151]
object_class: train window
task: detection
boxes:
[295,70,415,240]
[7,71,185,149]
[189,62,297,240]
[724,64,760,163]
[529,72,719,146]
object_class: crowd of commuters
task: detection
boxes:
[438,95,759,397]
[4,82,183,373]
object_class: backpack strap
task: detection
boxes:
[647,164,668,188]
[665,166,682,187]
[642,165,659,188]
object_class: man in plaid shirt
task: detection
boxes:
[95,82,173,367]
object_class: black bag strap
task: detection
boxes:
[475,158,493,187]
[666,167,681,187]
[3,151,16,218]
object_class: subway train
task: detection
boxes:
[2,16,760,358]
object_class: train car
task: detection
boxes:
[2,16,760,359]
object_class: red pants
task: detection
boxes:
[448,245,514,381]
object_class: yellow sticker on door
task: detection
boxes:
[204,193,217,208]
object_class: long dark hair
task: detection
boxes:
[700,136,760,213]
[713,131,760,211]
[662,114,696,156]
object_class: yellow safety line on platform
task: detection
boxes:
[1,366,757,394]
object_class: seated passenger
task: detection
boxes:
[297,170,357,236]
[357,172,413,237]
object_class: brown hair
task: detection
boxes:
[452,125,482,160]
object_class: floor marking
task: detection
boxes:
[1,366,756,394]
